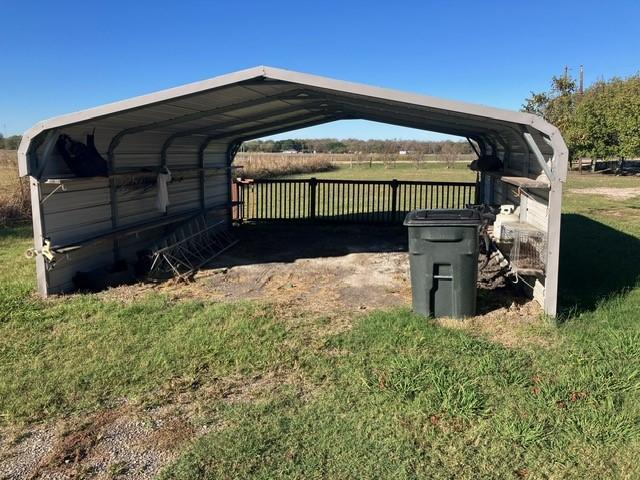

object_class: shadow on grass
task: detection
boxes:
[559,213,640,315]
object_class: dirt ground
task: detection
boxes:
[101,224,544,349]
[196,224,413,314]
[0,402,203,479]
[0,372,302,480]
[100,224,412,313]
[1,224,544,479]
[568,186,640,200]
[104,224,538,318]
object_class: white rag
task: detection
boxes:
[155,168,172,212]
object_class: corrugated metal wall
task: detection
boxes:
[203,142,231,210]
[480,128,551,231]
[34,129,232,294]
[521,191,549,231]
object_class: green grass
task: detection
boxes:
[558,172,640,313]
[0,227,307,422]
[1,166,640,477]
[0,235,311,422]
[162,307,640,478]
[562,173,640,230]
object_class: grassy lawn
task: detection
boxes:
[288,162,478,183]
[1,164,639,477]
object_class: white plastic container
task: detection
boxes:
[493,204,519,241]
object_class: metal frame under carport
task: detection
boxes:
[17,65,568,316]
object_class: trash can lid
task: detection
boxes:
[403,209,482,227]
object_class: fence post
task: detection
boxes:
[309,177,317,219]
[231,180,240,222]
[391,179,398,223]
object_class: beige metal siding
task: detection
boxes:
[203,144,230,213]
[168,175,201,214]
[521,191,549,231]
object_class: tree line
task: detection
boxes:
[242,138,473,155]
[0,133,473,155]
[524,72,640,160]
[0,134,21,150]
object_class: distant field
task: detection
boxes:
[0,150,19,195]
[234,152,475,179]
[0,149,16,165]
[0,150,29,226]
[234,152,335,178]
[289,161,477,183]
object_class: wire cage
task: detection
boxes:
[501,222,547,273]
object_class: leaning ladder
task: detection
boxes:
[147,216,238,281]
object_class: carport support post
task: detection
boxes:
[544,180,563,317]
[29,177,49,296]
[309,177,317,219]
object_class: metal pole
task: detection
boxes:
[391,179,398,223]
[309,178,317,220]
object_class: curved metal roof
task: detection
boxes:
[18,66,568,181]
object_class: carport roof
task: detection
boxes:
[18,65,568,180]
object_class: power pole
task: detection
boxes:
[579,65,584,95]
[564,65,569,81]
[578,65,585,174]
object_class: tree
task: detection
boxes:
[522,92,551,116]
[326,141,347,153]
[568,80,617,159]
[523,75,578,135]
[4,135,21,150]
[523,72,640,160]
[242,138,472,155]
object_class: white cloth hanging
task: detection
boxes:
[155,168,172,212]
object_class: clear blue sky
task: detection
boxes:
[1,0,639,140]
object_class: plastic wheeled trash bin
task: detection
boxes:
[404,209,481,318]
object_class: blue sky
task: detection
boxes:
[1,0,639,140]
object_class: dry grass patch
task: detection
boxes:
[234,152,334,178]
[0,151,30,225]
[436,296,559,350]
[568,186,640,200]
[0,179,30,226]
[0,149,17,166]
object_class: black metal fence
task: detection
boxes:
[233,177,478,224]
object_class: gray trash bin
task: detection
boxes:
[404,209,481,318]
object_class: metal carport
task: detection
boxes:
[18,66,568,315]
